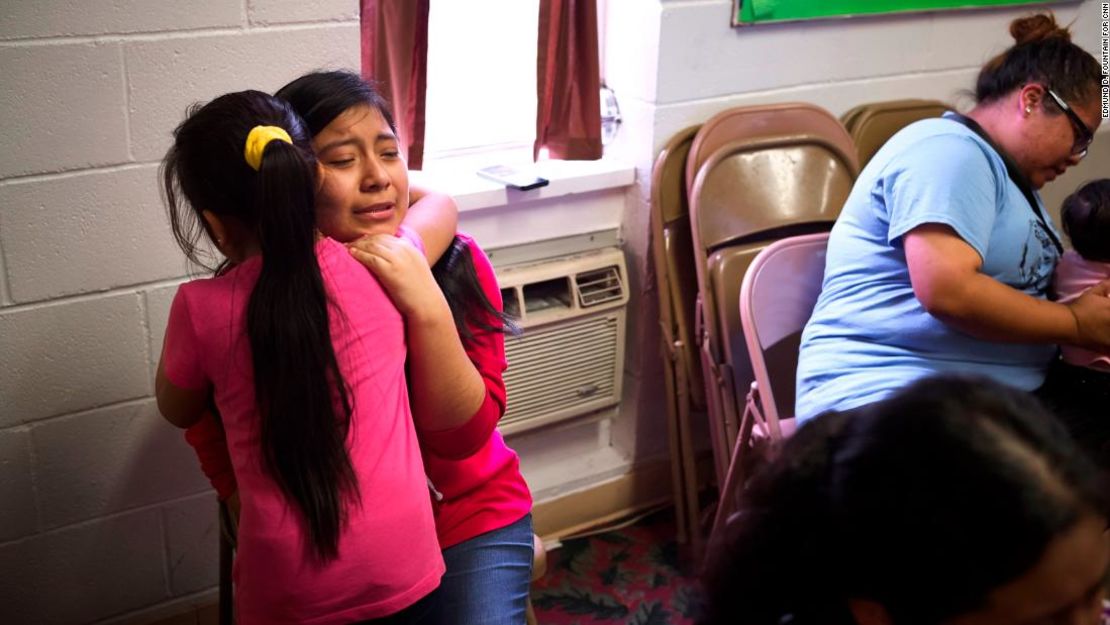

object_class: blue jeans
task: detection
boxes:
[429,513,534,625]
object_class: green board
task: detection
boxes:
[734,0,1072,26]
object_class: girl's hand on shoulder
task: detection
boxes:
[348,234,447,319]
[1066,279,1110,351]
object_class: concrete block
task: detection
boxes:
[248,0,358,25]
[657,2,937,104]
[652,68,978,154]
[658,2,798,104]
[126,24,359,162]
[0,1,241,40]
[0,508,168,625]
[145,283,182,379]
[0,165,190,302]
[163,492,219,596]
[0,43,129,178]
[32,400,211,529]
[0,293,152,426]
[0,427,37,541]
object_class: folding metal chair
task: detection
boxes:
[685,104,857,490]
[841,99,948,169]
[708,232,830,544]
[650,125,709,555]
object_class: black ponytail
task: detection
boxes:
[247,138,357,561]
[162,90,357,561]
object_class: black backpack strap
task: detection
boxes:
[947,113,1063,255]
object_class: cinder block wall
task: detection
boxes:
[0,2,360,623]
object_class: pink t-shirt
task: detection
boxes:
[1053,249,1110,371]
[162,238,443,624]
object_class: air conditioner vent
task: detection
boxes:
[494,246,628,434]
[575,265,624,308]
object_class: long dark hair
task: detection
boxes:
[161,90,356,561]
[701,374,1108,625]
[976,13,1102,106]
[1062,179,1110,263]
[276,70,515,339]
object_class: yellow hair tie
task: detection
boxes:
[243,125,292,171]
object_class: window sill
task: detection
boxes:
[410,155,636,213]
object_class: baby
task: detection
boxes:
[1042,179,1110,466]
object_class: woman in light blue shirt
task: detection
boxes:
[796,13,1109,420]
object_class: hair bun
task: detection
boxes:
[1010,13,1071,45]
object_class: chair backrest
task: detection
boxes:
[739,232,830,434]
[649,125,706,409]
[686,102,857,195]
[841,99,948,169]
[689,130,856,397]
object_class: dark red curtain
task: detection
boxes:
[361,0,430,169]
[535,0,603,161]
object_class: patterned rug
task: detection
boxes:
[530,509,705,625]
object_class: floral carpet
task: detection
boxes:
[530,510,705,625]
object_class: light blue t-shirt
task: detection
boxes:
[795,114,1060,420]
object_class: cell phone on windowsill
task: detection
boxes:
[477,164,550,191]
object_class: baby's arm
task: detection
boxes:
[404,186,458,264]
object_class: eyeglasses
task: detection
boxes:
[1045,87,1094,158]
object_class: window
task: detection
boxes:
[423,0,540,161]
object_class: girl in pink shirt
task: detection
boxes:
[187,72,534,625]
[1041,179,1110,467]
[156,90,444,624]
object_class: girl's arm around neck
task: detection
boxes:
[405,187,458,264]
[348,235,486,435]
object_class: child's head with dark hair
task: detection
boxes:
[1062,179,1110,263]
[161,90,358,562]
[701,374,1108,625]
[161,89,318,270]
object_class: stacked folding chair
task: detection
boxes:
[650,125,709,556]
[708,232,830,545]
[841,98,948,169]
[684,103,859,491]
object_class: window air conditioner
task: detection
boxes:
[496,247,629,435]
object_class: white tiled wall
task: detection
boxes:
[0,1,361,622]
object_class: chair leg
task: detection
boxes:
[218,510,233,624]
[662,359,690,546]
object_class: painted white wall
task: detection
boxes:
[1,0,1107,622]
